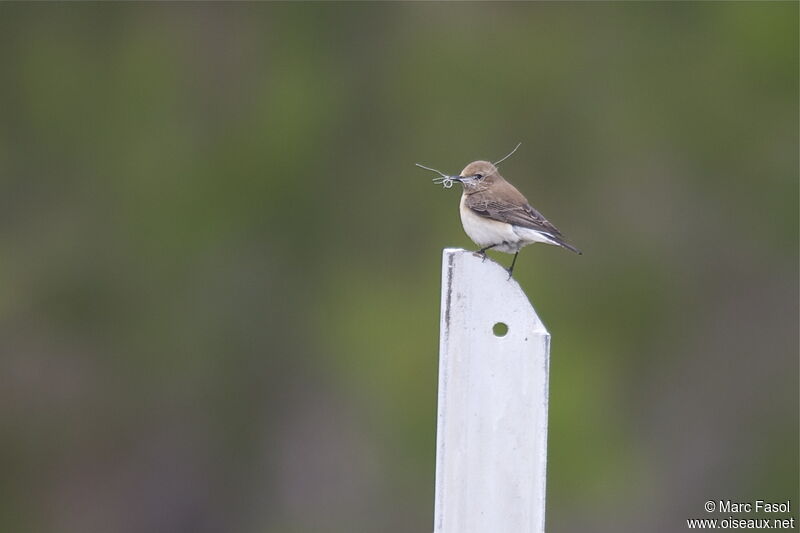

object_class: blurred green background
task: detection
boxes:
[1,3,797,533]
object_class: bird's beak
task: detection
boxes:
[450,176,463,182]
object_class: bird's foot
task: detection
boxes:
[473,244,497,262]
[506,251,519,280]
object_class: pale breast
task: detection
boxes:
[459,194,521,253]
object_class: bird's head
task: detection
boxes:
[417,143,520,192]
[455,160,501,192]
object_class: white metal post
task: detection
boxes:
[433,248,551,533]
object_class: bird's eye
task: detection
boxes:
[475,174,484,179]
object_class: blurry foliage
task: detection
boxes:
[0,3,797,533]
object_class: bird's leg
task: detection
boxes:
[507,252,519,279]
[475,244,497,262]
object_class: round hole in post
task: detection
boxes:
[492,322,508,337]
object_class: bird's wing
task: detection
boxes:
[465,191,564,237]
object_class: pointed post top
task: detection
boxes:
[440,248,549,337]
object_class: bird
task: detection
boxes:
[417,145,581,278]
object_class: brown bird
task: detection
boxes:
[418,145,581,277]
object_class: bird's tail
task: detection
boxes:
[547,235,582,255]
[559,241,582,255]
